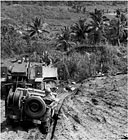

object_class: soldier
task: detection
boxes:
[22,57,25,62]
[42,51,51,66]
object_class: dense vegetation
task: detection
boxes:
[1,1,127,81]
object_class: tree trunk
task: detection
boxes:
[26,39,31,53]
[117,38,121,46]
[62,54,70,81]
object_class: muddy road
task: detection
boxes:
[1,74,127,140]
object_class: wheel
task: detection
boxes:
[24,96,46,119]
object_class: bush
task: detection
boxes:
[100,45,127,75]
[52,51,100,81]
[53,44,127,82]
[1,24,27,58]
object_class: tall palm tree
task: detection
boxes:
[70,18,89,44]
[56,26,77,81]
[105,13,127,46]
[88,9,108,44]
[116,13,127,45]
[21,17,49,53]
[27,17,49,39]
[56,26,76,51]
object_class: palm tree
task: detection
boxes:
[21,17,49,53]
[105,13,127,46]
[116,13,127,45]
[27,17,49,39]
[56,26,77,81]
[70,18,89,44]
[88,9,108,44]
[56,26,76,51]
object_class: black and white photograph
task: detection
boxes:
[1,1,128,140]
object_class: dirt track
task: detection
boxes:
[53,74,128,140]
[1,74,128,140]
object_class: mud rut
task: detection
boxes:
[1,74,128,140]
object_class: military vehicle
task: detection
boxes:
[1,66,10,98]
[28,63,58,91]
[3,57,59,132]
[6,87,57,133]
[1,57,58,95]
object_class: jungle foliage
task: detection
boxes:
[1,2,127,81]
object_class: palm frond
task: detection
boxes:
[41,29,49,33]
[30,31,36,37]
